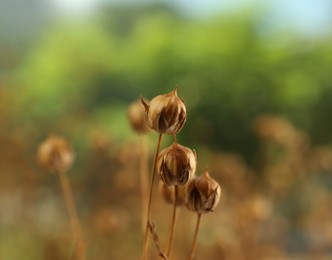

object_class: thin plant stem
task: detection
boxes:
[57,171,85,260]
[189,213,202,260]
[166,185,178,258]
[71,240,86,260]
[149,222,168,260]
[143,133,163,260]
[139,135,149,233]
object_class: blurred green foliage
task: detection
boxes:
[3,4,332,163]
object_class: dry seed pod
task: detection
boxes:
[37,134,75,173]
[159,181,186,206]
[141,88,186,135]
[186,171,221,214]
[128,98,150,134]
[157,142,196,186]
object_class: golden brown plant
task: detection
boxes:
[128,98,150,134]
[159,178,189,258]
[159,181,186,206]
[142,133,163,260]
[139,88,223,259]
[156,141,196,258]
[141,87,187,260]
[157,142,196,186]
[186,171,221,214]
[37,134,75,173]
[128,99,150,233]
[37,134,86,260]
[141,87,186,135]
[185,171,221,260]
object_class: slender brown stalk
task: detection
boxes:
[143,133,163,260]
[71,240,86,260]
[139,135,149,233]
[148,222,168,260]
[189,213,202,260]
[166,185,178,258]
[57,171,85,260]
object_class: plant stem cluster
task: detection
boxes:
[140,87,221,260]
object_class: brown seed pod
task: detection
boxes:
[159,180,186,206]
[185,171,221,214]
[141,88,186,135]
[127,98,150,134]
[37,134,75,173]
[157,142,196,186]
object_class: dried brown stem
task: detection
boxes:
[139,136,149,233]
[166,185,178,258]
[148,221,168,260]
[189,213,202,260]
[57,171,85,260]
[71,240,86,260]
[143,133,163,260]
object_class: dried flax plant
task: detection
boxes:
[185,171,221,259]
[128,99,150,232]
[157,140,197,258]
[141,88,186,259]
[137,87,221,260]
[37,134,86,260]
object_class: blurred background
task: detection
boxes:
[1,0,332,259]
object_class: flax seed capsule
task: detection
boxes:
[185,171,221,214]
[37,134,75,173]
[141,87,186,135]
[157,142,196,186]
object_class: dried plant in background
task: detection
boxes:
[37,134,86,260]
[128,99,150,135]
[128,98,150,233]
[13,108,332,259]
[159,180,186,207]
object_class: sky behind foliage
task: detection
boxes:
[48,0,332,36]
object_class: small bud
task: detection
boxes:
[128,98,150,134]
[157,142,196,186]
[185,171,221,214]
[141,87,186,135]
[37,134,75,173]
[159,181,186,206]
